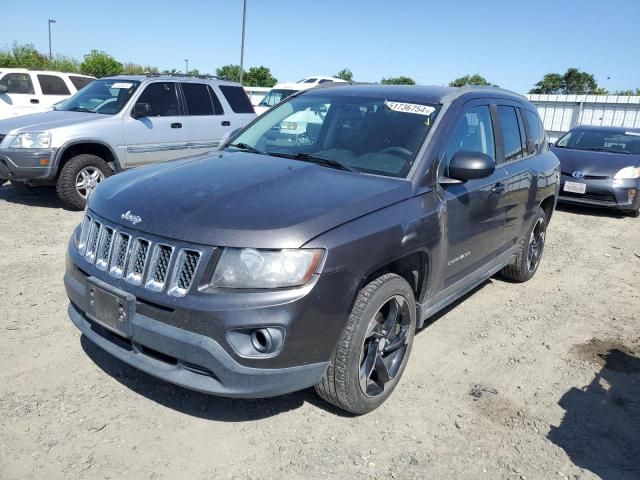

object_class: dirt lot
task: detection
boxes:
[1,185,639,480]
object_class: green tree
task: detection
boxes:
[49,55,80,73]
[122,62,158,75]
[335,68,353,82]
[381,76,416,85]
[613,88,640,96]
[216,64,242,82]
[0,42,49,69]
[529,68,605,95]
[80,50,123,78]
[243,66,277,87]
[449,74,496,87]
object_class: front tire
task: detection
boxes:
[56,154,111,210]
[315,273,416,415]
[500,207,547,282]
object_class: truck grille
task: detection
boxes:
[78,214,202,297]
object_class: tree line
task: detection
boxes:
[1,43,638,94]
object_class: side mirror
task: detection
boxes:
[0,84,8,94]
[132,102,152,118]
[447,150,495,182]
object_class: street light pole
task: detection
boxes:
[239,0,247,85]
[48,19,56,60]
[184,59,189,75]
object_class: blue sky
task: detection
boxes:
[2,0,639,93]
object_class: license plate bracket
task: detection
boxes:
[85,277,135,338]
[564,181,587,194]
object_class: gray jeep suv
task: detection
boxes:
[64,84,559,414]
[0,75,255,209]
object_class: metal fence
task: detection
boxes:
[527,94,640,142]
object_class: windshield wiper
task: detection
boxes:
[67,107,97,113]
[225,142,264,155]
[267,151,357,172]
[583,147,629,154]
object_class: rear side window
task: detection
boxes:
[497,106,525,162]
[70,76,93,91]
[219,85,254,114]
[525,109,545,148]
[136,82,180,116]
[181,83,214,115]
[37,75,71,95]
[445,105,496,168]
[0,73,35,94]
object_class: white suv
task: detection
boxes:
[0,68,95,119]
[0,75,255,209]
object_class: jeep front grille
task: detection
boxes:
[77,214,203,296]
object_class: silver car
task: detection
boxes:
[0,75,255,209]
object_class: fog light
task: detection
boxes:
[629,189,637,203]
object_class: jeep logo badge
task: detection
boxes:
[121,210,142,225]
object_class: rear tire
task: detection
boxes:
[315,273,416,415]
[500,207,547,282]
[56,154,111,210]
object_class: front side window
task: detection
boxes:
[219,85,254,114]
[228,92,440,178]
[445,105,495,171]
[259,89,297,107]
[37,74,70,95]
[55,79,140,114]
[181,83,214,115]
[135,82,180,116]
[556,129,640,155]
[497,105,525,162]
[0,73,35,94]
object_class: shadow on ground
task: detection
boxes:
[0,184,66,209]
[549,341,640,479]
[80,335,351,421]
[555,203,627,219]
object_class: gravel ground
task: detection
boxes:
[1,185,639,480]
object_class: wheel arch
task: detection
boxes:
[540,194,556,223]
[56,141,122,175]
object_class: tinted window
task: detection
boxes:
[69,76,93,90]
[556,129,640,154]
[208,86,224,114]
[181,83,214,115]
[525,109,545,148]
[497,106,525,162]
[318,79,333,84]
[135,82,180,116]
[219,85,254,113]
[37,75,70,95]
[445,105,495,169]
[0,73,35,94]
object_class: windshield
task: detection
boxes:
[556,129,640,155]
[55,79,140,115]
[258,89,298,107]
[228,92,441,178]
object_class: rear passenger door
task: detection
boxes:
[179,82,227,155]
[494,103,533,251]
[123,81,190,166]
[437,100,509,292]
[217,84,256,129]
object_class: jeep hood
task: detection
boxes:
[89,152,412,248]
[0,110,104,134]
[552,147,640,177]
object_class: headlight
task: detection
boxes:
[211,248,324,289]
[613,166,640,180]
[10,132,51,149]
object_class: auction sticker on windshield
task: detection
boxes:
[111,82,134,89]
[384,101,436,116]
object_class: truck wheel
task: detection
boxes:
[56,154,111,210]
[315,273,416,415]
[500,207,547,282]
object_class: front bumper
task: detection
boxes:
[558,175,640,212]
[64,233,359,397]
[0,147,58,181]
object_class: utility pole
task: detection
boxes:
[48,19,56,60]
[239,0,247,85]
[184,59,189,75]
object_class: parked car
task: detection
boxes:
[0,68,94,120]
[254,76,347,115]
[552,126,640,217]
[0,75,255,208]
[64,84,559,414]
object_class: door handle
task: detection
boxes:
[491,183,506,194]
[30,99,40,104]
[171,122,182,129]
[221,121,231,126]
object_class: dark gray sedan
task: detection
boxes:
[552,126,640,217]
